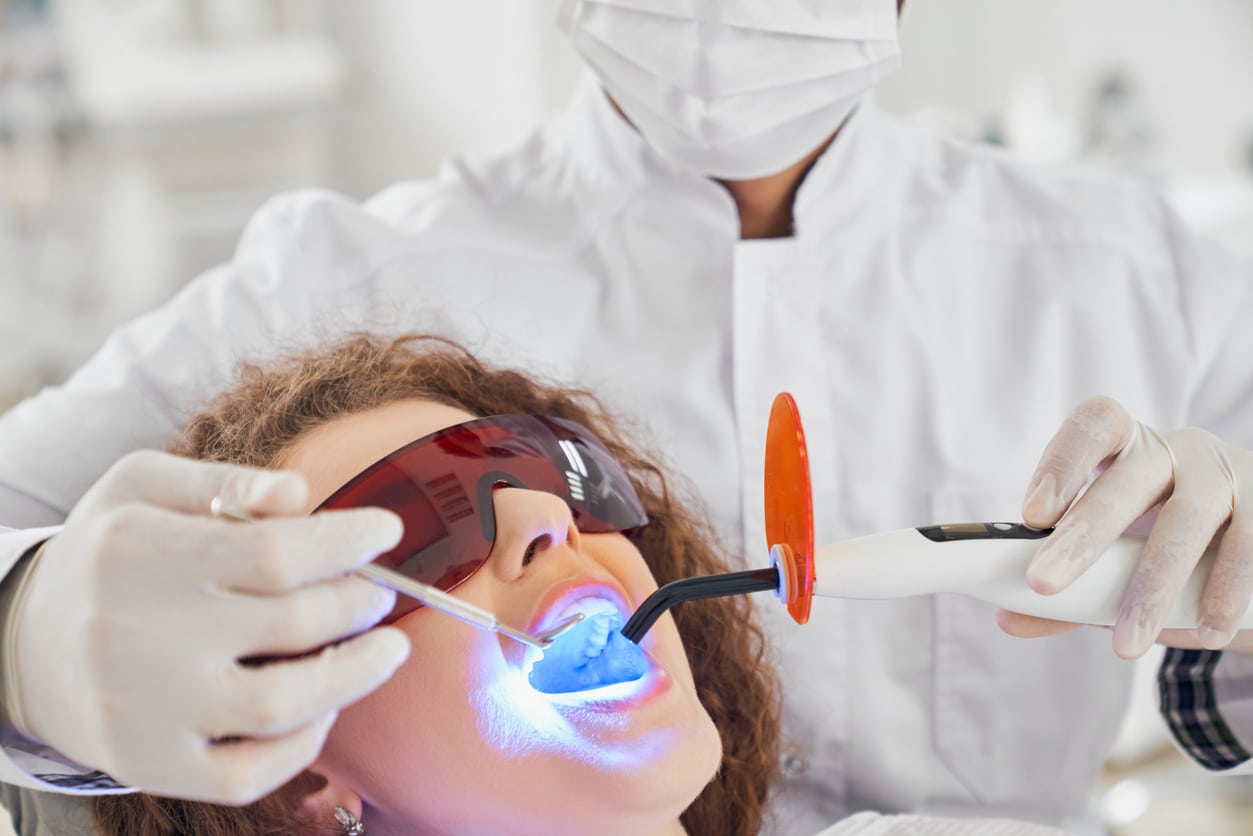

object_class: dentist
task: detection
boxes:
[0,1,1251,833]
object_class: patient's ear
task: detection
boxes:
[289,765,363,832]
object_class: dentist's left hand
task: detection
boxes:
[1006,396,1253,659]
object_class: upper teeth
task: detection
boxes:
[584,616,612,657]
[558,596,619,622]
[556,597,622,660]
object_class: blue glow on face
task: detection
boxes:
[528,618,649,694]
[469,598,668,773]
[473,651,665,772]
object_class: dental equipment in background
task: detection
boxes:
[209,498,583,650]
[621,392,1248,643]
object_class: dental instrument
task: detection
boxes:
[620,392,1250,643]
[620,392,814,642]
[209,497,584,650]
[620,568,780,643]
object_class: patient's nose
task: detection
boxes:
[489,488,579,577]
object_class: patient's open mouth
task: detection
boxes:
[528,597,649,694]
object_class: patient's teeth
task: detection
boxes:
[584,628,610,657]
[546,597,626,664]
[558,597,617,622]
[529,598,648,694]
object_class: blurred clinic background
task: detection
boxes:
[1,1,1252,834]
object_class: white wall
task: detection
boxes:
[878,0,1253,177]
[324,0,582,197]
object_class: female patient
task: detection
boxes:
[90,333,780,836]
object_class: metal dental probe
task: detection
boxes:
[209,497,584,650]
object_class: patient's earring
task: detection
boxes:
[333,806,366,836]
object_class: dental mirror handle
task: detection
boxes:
[209,498,581,649]
[358,565,582,649]
[808,522,1246,629]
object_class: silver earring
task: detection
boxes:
[333,806,366,836]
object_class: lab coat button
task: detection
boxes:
[781,754,807,776]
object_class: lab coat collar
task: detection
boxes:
[792,96,895,238]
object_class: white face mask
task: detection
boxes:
[557,0,902,180]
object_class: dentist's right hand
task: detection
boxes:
[6,451,410,804]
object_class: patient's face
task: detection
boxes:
[281,399,722,836]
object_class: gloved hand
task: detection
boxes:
[1003,396,1253,659]
[7,451,410,804]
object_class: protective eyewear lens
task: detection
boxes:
[315,414,648,619]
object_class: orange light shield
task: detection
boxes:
[764,393,816,624]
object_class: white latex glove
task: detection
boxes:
[1002,396,1253,659]
[8,451,410,803]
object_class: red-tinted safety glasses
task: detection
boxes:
[316,414,649,620]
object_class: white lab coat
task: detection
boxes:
[1,76,1252,834]
[814,812,1067,836]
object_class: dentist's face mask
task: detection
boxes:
[557,0,902,180]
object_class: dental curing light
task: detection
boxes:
[622,391,1253,643]
[760,394,1250,630]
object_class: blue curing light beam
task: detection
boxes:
[529,612,648,694]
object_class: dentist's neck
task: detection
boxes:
[604,90,836,240]
[716,134,836,240]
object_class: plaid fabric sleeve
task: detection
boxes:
[1158,647,1252,770]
